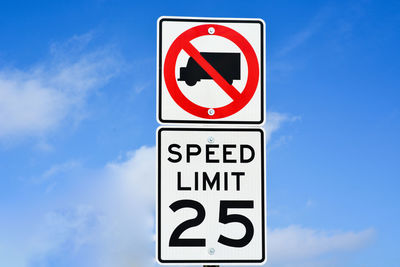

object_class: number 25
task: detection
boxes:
[169,199,254,248]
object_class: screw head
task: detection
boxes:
[208,27,215,34]
[208,247,215,255]
[207,136,215,143]
[208,108,215,116]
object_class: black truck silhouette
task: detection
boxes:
[178,52,241,86]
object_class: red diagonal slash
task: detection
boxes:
[182,42,242,101]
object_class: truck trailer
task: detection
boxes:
[178,52,241,86]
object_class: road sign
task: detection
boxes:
[157,17,265,124]
[157,127,266,264]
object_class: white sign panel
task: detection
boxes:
[157,127,266,264]
[157,17,265,124]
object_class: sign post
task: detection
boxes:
[156,16,267,265]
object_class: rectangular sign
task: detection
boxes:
[157,127,266,264]
[157,16,265,124]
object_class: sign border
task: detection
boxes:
[157,16,265,125]
[156,127,266,264]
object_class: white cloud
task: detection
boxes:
[31,205,100,258]
[0,33,120,140]
[38,146,155,267]
[0,146,156,267]
[265,111,300,144]
[103,146,156,206]
[267,225,374,266]
[95,146,157,267]
[0,124,374,267]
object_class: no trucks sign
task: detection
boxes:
[157,17,265,124]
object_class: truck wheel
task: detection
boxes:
[185,79,197,86]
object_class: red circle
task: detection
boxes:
[164,24,259,119]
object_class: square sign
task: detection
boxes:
[157,17,265,125]
[157,127,266,264]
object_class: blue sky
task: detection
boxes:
[0,0,399,266]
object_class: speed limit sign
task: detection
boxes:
[156,127,266,264]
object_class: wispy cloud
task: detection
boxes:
[38,160,81,183]
[277,6,333,57]
[276,2,370,59]
[0,32,121,141]
[265,111,300,144]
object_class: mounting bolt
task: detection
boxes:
[208,247,215,255]
[208,108,215,116]
[207,136,215,143]
[208,27,215,35]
